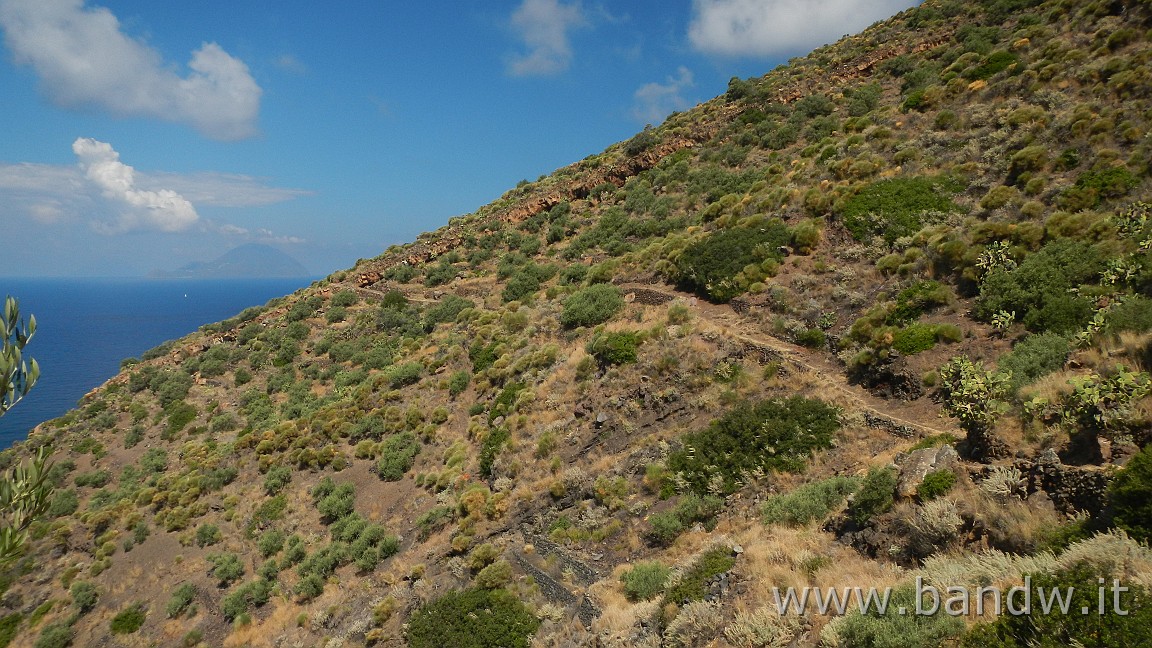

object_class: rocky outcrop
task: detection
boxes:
[895,444,959,499]
[1019,449,1111,516]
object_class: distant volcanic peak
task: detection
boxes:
[153,243,309,278]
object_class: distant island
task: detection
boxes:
[150,243,310,278]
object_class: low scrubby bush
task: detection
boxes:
[586,331,641,366]
[834,584,964,647]
[668,396,840,495]
[841,176,962,243]
[976,239,1104,333]
[675,222,790,302]
[1110,443,1152,543]
[917,469,956,500]
[960,563,1151,647]
[406,588,540,648]
[377,432,420,481]
[109,603,147,634]
[560,284,624,328]
[998,333,1070,392]
[646,494,724,545]
[621,561,671,601]
[761,476,860,526]
[850,467,898,525]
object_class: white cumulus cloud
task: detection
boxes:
[507,0,587,76]
[0,0,262,139]
[633,67,694,123]
[72,137,199,233]
[688,0,919,57]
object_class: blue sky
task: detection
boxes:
[0,0,918,276]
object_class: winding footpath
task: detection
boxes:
[618,282,962,440]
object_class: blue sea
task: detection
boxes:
[0,277,317,449]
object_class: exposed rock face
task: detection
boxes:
[895,444,959,499]
[1019,449,1111,516]
[851,352,924,401]
[357,271,383,287]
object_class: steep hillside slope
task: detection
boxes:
[5,1,1152,646]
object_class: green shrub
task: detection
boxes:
[502,264,555,303]
[448,371,470,398]
[258,529,286,558]
[998,333,1070,391]
[959,563,1152,647]
[474,560,513,589]
[312,479,356,522]
[70,581,98,614]
[469,341,500,373]
[841,176,962,243]
[664,547,736,605]
[976,239,1104,333]
[646,510,686,546]
[424,295,474,329]
[331,290,358,307]
[295,573,325,600]
[891,323,948,355]
[166,584,196,618]
[207,553,245,586]
[489,382,525,423]
[263,465,292,495]
[586,331,640,366]
[165,401,197,436]
[32,622,73,648]
[885,282,951,323]
[0,613,22,648]
[675,223,791,302]
[220,579,272,621]
[917,469,956,500]
[965,50,1019,79]
[423,259,459,286]
[109,603,147,634]
[47,489,79,517]
[480,427,510,479]
[406,588,540,648]
[835,584,964,648]
[795,328,826,348]
[74,469,110,488]
[1110,443,1152,543]
[1107,296,1152,334]
[377,432,421,481]
[850,467,898,525]
[668,396,840,495]
[621,562,671,601]
[286,296,322,322]
[386,362,423,388]
[560,284,624,328]
[761,476,860,526]
[1062,167,1140,209]
[646,494,723,545]
[195,524,222,547]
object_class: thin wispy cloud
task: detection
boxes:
[688,0,918,57]
[274,54,308,75]
[507,0,587,76]
[0,0,262,139]
[140,172,314,208]
[72,138,199,233]
[256,229,306,245]
[633,67,694,123]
